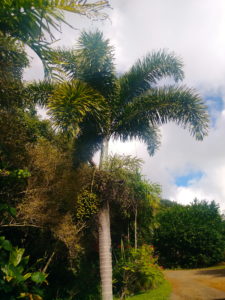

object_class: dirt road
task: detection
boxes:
[165,267,225,300]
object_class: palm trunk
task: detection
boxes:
[134,205,137,249]
[98,137,113,300]
[128,222,130,244]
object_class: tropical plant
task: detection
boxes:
[104,155,161,249]
[0,235,47,300]
[153,199,225,268]
[46,31,209,299]
[0,0,109,76]
[113,244,164,299]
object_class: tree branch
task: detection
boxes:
[0,223,42,228]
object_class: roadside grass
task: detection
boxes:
[201,264,225,270]
[114,280,172,300]
[167,264,225,271]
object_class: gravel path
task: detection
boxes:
[165,267,225,300]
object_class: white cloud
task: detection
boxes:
[106,0,225,87]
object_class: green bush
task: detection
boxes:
[0,236,46,300]
[154,200,225,268]
[113,244,164,299]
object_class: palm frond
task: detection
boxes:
[0,1,109,38]
[0,1,109,77]
[119,50,184,104]
[104,154,143,173]
[48,79,109,132]
[75,31,118,100]
[25,81,54,107]
[49,31,119,98]
[48,48,78,80]
[119,86,209,141]
[113,121,161,156]
[139,126,161,155]
[50,0,110,19]
[0,35,29,81]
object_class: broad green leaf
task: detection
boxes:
[23,272,32,280]
[1,264,25,282]
[0,204,16,217]
[9,247,25,266]
[31,272,46,284]
[2,239,13,251]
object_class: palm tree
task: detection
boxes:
[47,31,209,300]
[0,0,109,76]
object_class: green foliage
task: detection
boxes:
[0,0,109,76]
[0,236,46,299]
[113,245,164,299]
[159,199,179,209]
[48,80,108,133]
[0,203,16,221]
[104,155,161,247]
[118,50,184,102]
[0,109,56,210]
[0,36,29,83]
[0,38,28,110]
[118,86,209,142]
[0,169,30,179]
[104,155,143,175]
[154,200,225,268]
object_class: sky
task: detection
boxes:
[24,0,225,209]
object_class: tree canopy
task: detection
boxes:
[153,200,225,268]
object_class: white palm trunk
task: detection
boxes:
[134,205,138,249]
[99,137,113,300]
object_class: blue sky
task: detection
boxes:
[175,171,204,187]
[205,94,224,127]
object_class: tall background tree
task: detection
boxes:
[47,30,209,300]
[153,200,225,268]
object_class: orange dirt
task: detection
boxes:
[165,267,225,300]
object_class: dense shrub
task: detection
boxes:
[0,236,46,300]
[113,244,164,299]
[153,200,225,268]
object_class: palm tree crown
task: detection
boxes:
[49,30,209,163]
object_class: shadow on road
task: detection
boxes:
[196,268,225,277]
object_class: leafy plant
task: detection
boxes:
[113,244,164,299]
[0,236,47,299]
[154,200,225,268]
[0,0,109,76]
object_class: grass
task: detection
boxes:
[168,263,225,271]
[114,280,172,300]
